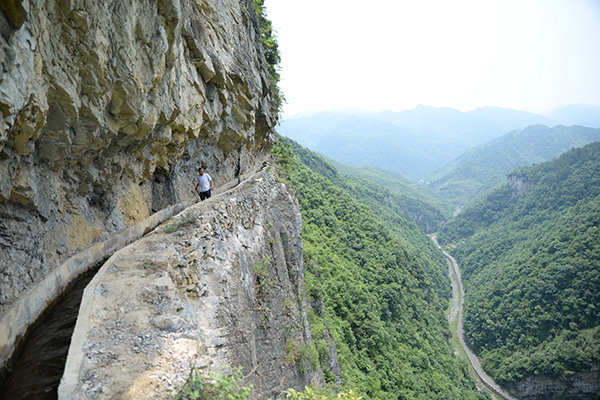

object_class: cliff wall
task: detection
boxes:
[504,366,600,400]
[0,0,276,368]
[507,174,535,197]
[59,169,322,399]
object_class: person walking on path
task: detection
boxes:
[194,167,214,201]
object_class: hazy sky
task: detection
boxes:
[264,0,600,117]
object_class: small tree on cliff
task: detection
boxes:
[253,0,285,113]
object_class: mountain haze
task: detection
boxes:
[279,106,560,180]
[548,104,600,128]
[4,0,599,398]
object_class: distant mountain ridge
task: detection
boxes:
[278,105,564,181]
[548,104,600,128]
[427,124,600,206]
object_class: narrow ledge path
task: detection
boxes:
[431,236,520,400]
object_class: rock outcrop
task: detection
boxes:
[507,174,535,197]
[504,366,600,400]
[0,0,276,370]
[59,168,322,399]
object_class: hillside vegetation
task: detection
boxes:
[272,137,488,400]
[329,161,453,231]
[428,125,600,206]
[289,143,450,234]
[437,142,600,384]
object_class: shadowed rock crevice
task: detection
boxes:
[151,167,177,213]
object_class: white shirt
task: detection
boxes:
[195,173,212,192]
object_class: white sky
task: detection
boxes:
[264,0,600,117]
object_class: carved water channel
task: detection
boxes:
[0,269,97,399]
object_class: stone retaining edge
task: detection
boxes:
[58,240,128,399]
[57,170,261,398]
[0,197,198,369]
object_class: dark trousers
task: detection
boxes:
[199,189,211,201]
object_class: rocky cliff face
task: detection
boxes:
[507,174,535,197]
[59,169,323,399]
[504,366,600,400]
[0,0,276,369]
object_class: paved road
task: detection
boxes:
[432,236,519,400]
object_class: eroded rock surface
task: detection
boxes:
[507,174,535,197]
[0,0,276,367]
[504,367,600,400]
[59,169,322,399]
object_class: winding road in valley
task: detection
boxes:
[432,236,519,400]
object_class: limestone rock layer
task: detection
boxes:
[0,0,276,367]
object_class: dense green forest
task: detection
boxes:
[326,160,452,233]
[287,141,450,235]
[437,142,600,384]
[428,125,600,207]
[272,136,488,400]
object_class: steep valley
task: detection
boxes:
[438,143,600,400]
[272,137,488,399]
[1,0,599,399]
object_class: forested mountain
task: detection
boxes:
[290,148,451,233]
[437,143,600,394]
[271,136,488,399]
[427,125,600,206]
[278,106,559,181]
[328,160,453,217]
